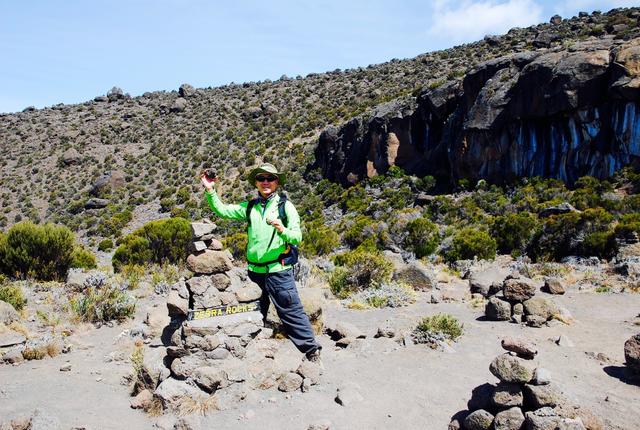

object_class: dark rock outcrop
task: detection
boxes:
[314,37,640,188]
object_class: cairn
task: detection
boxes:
[483,275,560,327]
[147,221,320,413]
[450,337,603,430]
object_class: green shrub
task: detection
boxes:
[112,218,191,271]
[529,208,614,261]
[405,217,439,258]
[413,313,463,344]
[443,227,496,263]
[344,281,416,309]
[0,283,27,311]
[223,232,248,261]
[301,221,339,256]
[491,212,538,255]
[330,250,393,298]
[70,286,136,323]
[581,231,617,259]
[0,221,75,281]
[615,213,640,240]
[98,239,114,252]
[70,246,97,269]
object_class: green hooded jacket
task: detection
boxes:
[205,190,302,273]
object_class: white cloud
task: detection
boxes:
[428,0,544,44]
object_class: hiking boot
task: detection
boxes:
[305,347,323,365]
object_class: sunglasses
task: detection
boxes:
[255,175,278,182]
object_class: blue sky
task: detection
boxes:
[0,0,637,113]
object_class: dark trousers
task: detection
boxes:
[248,269,319,354]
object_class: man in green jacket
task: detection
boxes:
[200,163,321,362]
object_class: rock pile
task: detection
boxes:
[450,337,603,430]
[142,221,321,414]
[483,276,560,327]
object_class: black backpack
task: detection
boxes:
[245,194,299,267]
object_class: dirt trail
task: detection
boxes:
[1,289,639,429]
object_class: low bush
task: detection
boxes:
[70,246,97,269]
[404,217,439,258]
[98,239,114,251]
[301,221,340,257]
[112,218,191,271]
[0,283,27,311]
[223,232,248,261]
[0,221,75,281]
[412,313,463,345]
[443,227,496,263]
[491,212,538,256]
[70,286,136,323]
[330,250,393,299]
[529,208,614,261]
[344,282,416,309]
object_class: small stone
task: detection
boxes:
[192,241,207,252]
[60,363,72,372]
[425,290,439,303]
[556,335,574,348]
[278,372,303,392]
[208,239,224,250]
[492,382,523,408]
[326,322,365,340]
[297,360,322,385]
[463,409,494,430]
[235,283,262,302]
[130,389,153,409]
[526,315,547,328]
[335,384,364,407]
[490,354,534,383]
[307,419,332,430]
[543,277,565,294]
[191,222,216,239]
[2,347,25,364]
[533,368,552,385]
[166,290,189,316]
[494,407,525,430]
[375,321,396,338]
[501,337,537,359]
[207,347,231,360]
[557,418,586,430]
[523,384,562,409]
[193,366,228,393]
[524,406,560,429]
[513,303,524,315]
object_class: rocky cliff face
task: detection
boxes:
[314,36,640,187]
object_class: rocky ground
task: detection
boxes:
[1,258,639,430]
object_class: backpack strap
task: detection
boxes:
[245,198,260,227]
[278,194,289,228]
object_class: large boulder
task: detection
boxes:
[0,300,20,325]
[523,297,559,321]
[186,251,233,274]
[89,170,126,196]
[624,333,640,374]
[486,297,512,321]
[503,278,537,302]
[469,267,510,297]
[393,261,436,291]
[61,147,80,165]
